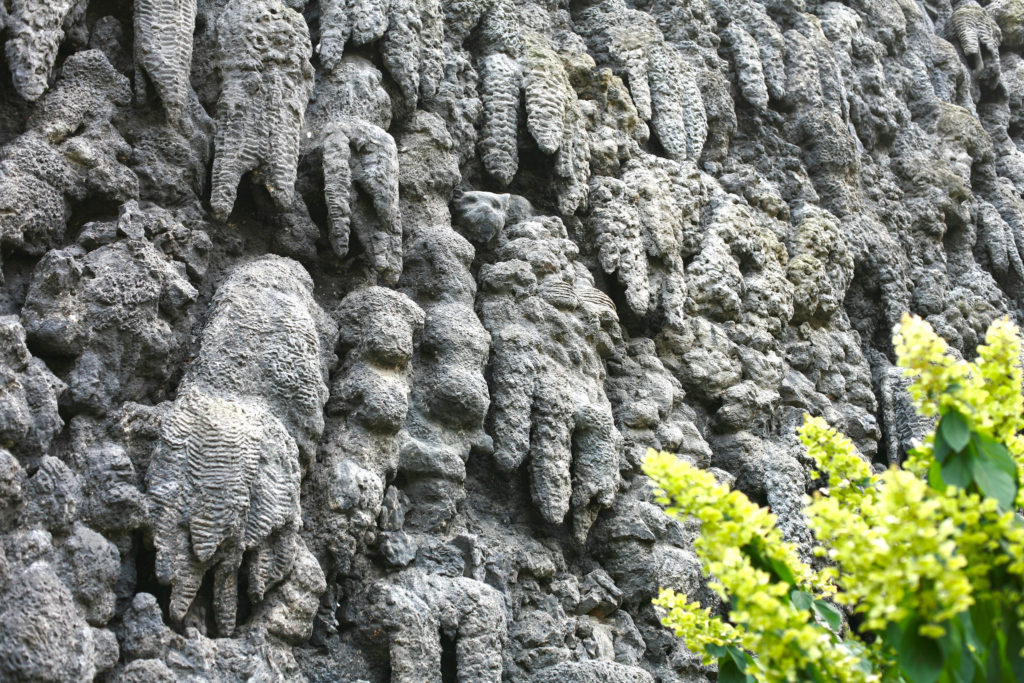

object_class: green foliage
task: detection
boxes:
[643,315,1024,683]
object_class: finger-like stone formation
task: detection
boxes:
[354,570,505,683]
[133,0,198,124]
[477,213,621,543]
[210,0,313,220]
[148,256,331,636]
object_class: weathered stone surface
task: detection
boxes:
[0,0,1021,680]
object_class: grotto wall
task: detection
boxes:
[0,0,1022,680]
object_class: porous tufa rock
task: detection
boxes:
[478,53,521,185]
[3,0,84,101]
[133,0,198,124]
[304,286,423,578]
[21,205,198,414]
[0,0,1023,677]
[951,0,1001,73]
[353,569,506,683]
[209,0,313,220]
[476,212,621,543]
[0,561,110,681]
[0,50,137,263]
[576,0,707,163]
[147,256,333,635]
[0,316,65,459]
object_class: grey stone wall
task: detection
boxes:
[0,0,1021,680]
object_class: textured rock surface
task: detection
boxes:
[0,0,1022,680]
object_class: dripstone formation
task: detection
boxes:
[0,0,1021,680]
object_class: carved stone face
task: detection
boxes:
[454,191,510,244]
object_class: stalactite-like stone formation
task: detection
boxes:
[0,0,1023,680]
[209,0,314,220]
[3,0,82,101]
[147,256,332,636]
[475,212,621,544]
[134,0,198,124]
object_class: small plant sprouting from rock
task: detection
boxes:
[645,314,1024,682]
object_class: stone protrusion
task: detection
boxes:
[209,0,313,220]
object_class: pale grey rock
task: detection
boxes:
[0,50,137,264]
[304,285,421,584]
[475,213,621,543]
[530,660,655,683]
[4,0,84,101]
[951,1,1001,74]
[0,561,106,681]
[478,53,521,184]
[520,32,591,214]
[133,0,198,124]
[148,256,333,635]
[24,456,82,532]
[209,0,313,220]
[606,337,711,471]
[319,0,443,110]
[22,204,197,415]
[121,593,172,661]
[0,316,65,459]
[576,0,707,163]
[396,112,492,533]
[306,57,403,282]
[351,569,506,683]
[0,0,1022,679]
[253,538,328,643]
[0,449,27,530]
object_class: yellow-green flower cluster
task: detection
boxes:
[804,465,972,634]
[644,450,872,683]
[895,314,1024,495]
[893,313,970,421]
[643,449,817,590]
[805,314,1024,639]
[653,588,742,649]
[646,314,1024,682]
[801,415,876,502]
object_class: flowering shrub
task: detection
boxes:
[644,314,1024,683]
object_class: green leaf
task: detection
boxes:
[971,601,996,645]
[900,620,943,683]
[768,556,796,586]
[744,540,796,586]
[882,665,907,683]
[814,599,844,633]
[939,411,971,452]
[942,451,973,490]
[941,618,975,683]
[726,645,749,670]
[974,435,1018,503]
[805,664,829,683]
[717,655,749,683]
[985,635,1002,683]
[790,589,814,611]
[934,436,953,465]
[929,460,948,492]
[705,643,728,659]
[957,609,983,654]
[1007,630,1024,682]
[969,449,1016,509]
